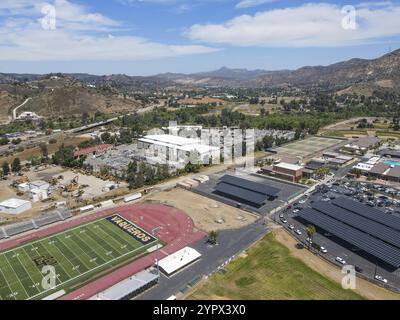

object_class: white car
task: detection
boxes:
[375,275,388,284]
[320,247,328,254]
[295,230,302,235]
[289,225,295,230]
[279,214,284,219]
[306,237,313,243]
[281,219,288,224]
[335,257,346,265]
[299,199,307,204]
[293,209,300,214]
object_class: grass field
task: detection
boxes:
[0,214,159,300]
[272,136,343,158]
[188,232,363,300]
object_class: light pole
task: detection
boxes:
[152,226,162,277]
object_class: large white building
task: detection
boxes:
[138,134,220,169]
[0,199,32,215]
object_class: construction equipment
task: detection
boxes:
[66,175,80,192]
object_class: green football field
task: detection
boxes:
[0,214,159,300]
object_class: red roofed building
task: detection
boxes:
[74,144,113,158]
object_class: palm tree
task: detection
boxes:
[306,225,316,250]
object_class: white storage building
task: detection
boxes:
[158,247,202,276]
[29,180,50,191]
[0,199,32,215]
[138,134,220,169]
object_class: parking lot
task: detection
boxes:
[275,179,400,291]
[193,171,307,214]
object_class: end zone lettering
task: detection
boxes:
[106,215,157,245]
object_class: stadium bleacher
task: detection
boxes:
[61,211,73,220]
[35,211,63,228]
[4,220,35,237]
[1,210,73,239]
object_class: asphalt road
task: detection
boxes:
[136,221,268,300]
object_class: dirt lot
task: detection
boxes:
[146,188,258,232]
[55,170,127,200]
[274,228,400,300]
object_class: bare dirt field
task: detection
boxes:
[146,188,258,232]
[274,228,400,300]
[55,170,128,200]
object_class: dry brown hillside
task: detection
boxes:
[20,86,140,117]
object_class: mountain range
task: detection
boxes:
[1,48,400,93]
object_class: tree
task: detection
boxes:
[11,158,22,173]
[306,225,316,250]
[315,167,330,179]
[351,168,362,178]
[1,161,10,176]
[39,142,49,159]
[208,230,219,245]
[0,137,9,145]
[52,144,78,167]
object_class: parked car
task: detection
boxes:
[335,257,346,265]
[355,266,363,273]
[295,229,302,235]
[289,224,295,230]
[281,219,288,224]
[320,246,328,254]
[375,275,388,284]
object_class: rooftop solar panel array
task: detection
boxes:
[215,182,266,206]
[331,197,400,232]
[312,201,400,248]
[299,207,400,268]
[219,175,280,197]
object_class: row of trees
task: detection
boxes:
[125,160,170,189]
[1,158,21,176]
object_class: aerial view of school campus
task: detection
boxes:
[1,0,400,305]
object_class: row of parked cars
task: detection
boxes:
[331,180,400,214]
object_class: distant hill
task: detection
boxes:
[0,75,141,120]
[1,48,400,96]
[255,49,400,93]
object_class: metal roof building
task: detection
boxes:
[0,198,32,215]
[92,269,159,300]
[158,247,202,276]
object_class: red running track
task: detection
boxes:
[0,204,205,300]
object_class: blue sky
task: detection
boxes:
[0,0,400,75]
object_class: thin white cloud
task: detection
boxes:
[235,0,279,9]
[0,0,218,61]
[187,2,400,47]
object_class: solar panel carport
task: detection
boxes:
[311,201,400,249]
[299,208,400,268]
[219,175,280,198]
[215,182,267,206]
[331,197,400,232]
[213,175,281,208]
